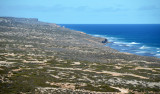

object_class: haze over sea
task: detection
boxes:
[60,24,160,58]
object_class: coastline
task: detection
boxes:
[1,17,160,93]
[60,24,160,59]
[91,34,160,58]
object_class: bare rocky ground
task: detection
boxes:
[0,17,160,94]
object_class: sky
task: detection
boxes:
[0,0,160,24]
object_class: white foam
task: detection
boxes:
[139,46,150,49]
[92,34,109,40]
[113,42,133,47]
[114,42,123,44]
[92,34,121,42]
[136,51,147,54]
[155,54,160,56]
[106,37,121,42]
[91,34,160,58]
[92,34,102,37]
[126,45,132,47]
[114,41,139,45]
[129,42,140,44]
[114,41,128,44]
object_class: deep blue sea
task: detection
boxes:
[59,24,160,58]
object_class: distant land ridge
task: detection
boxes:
[0,17,38,22]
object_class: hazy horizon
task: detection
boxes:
[0,0,160,24]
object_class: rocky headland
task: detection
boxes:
[0,17,160,94]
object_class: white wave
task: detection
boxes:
[91,34,125,44]
[139,46,150,49]
[92,34,121,42]
[91,34,160,58]
[106,37,121,42]
[154,54,160,56]
[129,42,140,44]
[114,41,128,44]
[136,51,147,54]
[91,34,109,39]
[114,41,139,44]
[126,45,132,47]
[114,42,123,44]
[113,42,133,47]
[92,34,102,37]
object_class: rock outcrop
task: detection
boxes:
[102,38,108,44]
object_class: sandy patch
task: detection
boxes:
[135,67,153,70]
[82,76,94,83]
[111,86,129,93]
[46,81,75,89]
[115,66,122,69]
[4,53,16,56]
[122,52,132,55]
[12,68,22,72]
[135,67,158,72]
[53,67,149,79]
[22,75,29,77]
[50,74,60,79]
[23,60,46,65]
[0,61,15,66]
[99,71,148,79]
[100,71,122,76]
[24,45,33,47]
[71,62,81,65]
[125,74,148,79]
[36,87,121,94]
[56,59,64,62]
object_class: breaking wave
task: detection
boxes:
[91,34,160,58]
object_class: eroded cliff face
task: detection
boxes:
[0,17,160,94]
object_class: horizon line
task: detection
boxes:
[58,23,160,25]
[1,16,160,25]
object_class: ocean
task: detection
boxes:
[59,24,160,58]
